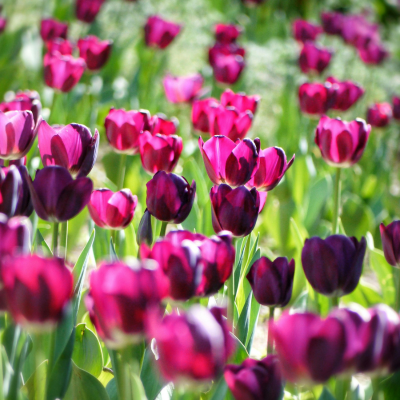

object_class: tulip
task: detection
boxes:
[340,15,379,48]
[214,24,243,45]
[144,15,182,49]
[298,82,337,115]
[46,38,74,56]
[146,305,234,382]
[137,209,153,246]
[75,0,105,23]
[40,18,68,41]
[0,110,38,160]
[88,189,137,230]
[314,116,371,167]
[0,18,6,34]
[366,102,392,128]
[220,89,260,115]
[292,19,322,43]
[43,52,86,92]
[85,260,169,349]
[380,221,400,267]
[393,97,400,120]
[78,35,112,70]
[210,184,260,237]
[299,42,333,74]
[1,254,73,331]
[38,121,99,178]
[27,166,93,222]
[150,113,178,136]
[301,235,366,297]
[104,108,151,154]
[321,11,344,35]
[191,98,220,133]
[146,171,196,224]
[163,73,203,103]
[0,214,31,257]
[199,136,260,187]
[358,41,389,65]
[139,131,183,174]
[247,146,294,191]
[326,77,364,111]
[247,257,295,307]
[0,91,41,124]
[224,356,283,400]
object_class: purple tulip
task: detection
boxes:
[46,38,74,56]
[298,82,337,115]
[78,35,112,70]
[199,136,260,187]
[321,11,344,35]
[358,41,388,65]
[215,24,243,45]
[0,17,6,34]
[380,221,400,267]
[247,257,295,307]
[224,356,283,400]
[292,19,322,43]
[146,171,196,224]
[27,166,93,222]
[0,214,31,258]
[0,91,41,124]
[163,73,203,103]
[40,18,68,41]
[340,14,379,48]
[210,184,260,237]
[75,0,105,23]
[144,15,182,49]
[326,77,364,112]
[191,98,219,133]
[393,97,400,120]
[38,120,99,178]
[367,103,392,128]
[220,89,260,115]
[301,235,366,297]
[315,116,371,167]
[299,42,333,74]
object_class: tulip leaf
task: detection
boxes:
[237,292,252,345]
[230,333,249,364]
[33,229,52,257]
[109,238,118,262]
[246,295,261,353]
[140,348,166,400]
[381,371,400,400]
[72,324,103,378]
[22,360,47,400]
[318,387,335,400]
[106,378,118,400]
[208,377,227,400]
[73,229,95,296]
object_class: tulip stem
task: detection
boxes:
[332,296,339,308]
[159,221,168,238]
[332,167,342,235]
[60,222,68,260]
[117,154,127,191]
[267,307,275,355]
[52,222,59,257]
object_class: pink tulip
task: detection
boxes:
[163,73,203,103]
[299,42,333,74]
[46,38,74,56]
[220,88,260,114]
[293,19,322,43]
[214,23,243,45]
[144,15,182,49]
[0,91,41,124]
[191,98,220,133]
[40,18,68,41]
[75,0,105,23]
[78,35,112,70]
[326,77,364,111]
[298,82,337,115]
[150,113,178,136]
[366,103,392,128]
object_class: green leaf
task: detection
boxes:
[318,387,335,400]
[140,348,165,400]
[230,333,249,364]
[22,360,47,400]
[237,292,252,345]
[209,377,228,400]
[33,229,52,257]
[246,295,261,353]
[106,378,118,400]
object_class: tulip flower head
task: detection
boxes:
[0,17,6,34]
[326,77,364,112]
[321,11,344,35]
[40,18,68,41]
[293,19,322,43]
[191,98,220,133]
[150,113,178,136]
[78,35,112,70]
[298,82,337,115]
[0,91,41,124]
[144,15,182,49]
[299,42,333,75]
[367,103,392,128]
[163,73,204,103]
[75,0,105,23]
[392,97,400,120]
[0,213,31,258]
[380,221,400,268]
[215,24,243,45]
[220,89,260,115]
[358,41,388,65]
[46,38,74,56]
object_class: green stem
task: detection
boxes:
[332,296,339,308]
[117,154,127,191]
[332,167,342,235]
[159,221,168,238]
[51,222,59,257]
[59,222,68,260]
[267,307,275,355]
[109,349,132,400]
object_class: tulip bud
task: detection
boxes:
[224,356,283,400]
[393,97,400,120]
[214,24,243,45]
[191,98,219,133]
[27,166,93,222]
[38,121,99,178]
[78,35,112,70]
[75,0,105,23]
[292,19,322,43]
[321,11,343,35]
[367,102,392,128]
[220,89,260,115]
[85,260,169,349]
[40,18,68,41]
[247,257,295,307]
[150,113,178,136]
[137,209,153,246]
[210,184,260,237]
[298,82,337,115]
[315,116,371,167]
[299,42,333,74]
[301,235,366,297]
[144,15,182,49]
[146,171,196,224]
[146,305,234,382]
[326,77,364,111]
[0,91,42,124]
[104,108,151,154]
[163,73,203,103]
[380,221,400,267]
[1,254,73,331]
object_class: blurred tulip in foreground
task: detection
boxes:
[380,221,400,268]
[366,102,392,128]
[144,15,182,49]
[215,24,242,45]
[221,89,260,114]
[163,73,203,103]
[0,214,31,258]
[299,42,333,74]
[293,19,322,43]
[0,91,41,124]
[298,82,337,115]
[46,38,74,56]
[40,18,68,41]
[75,0,105,23]
[326,77,364,111]
[78,35,112,70]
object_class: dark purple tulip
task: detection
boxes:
[215,23,243,45]
[76,0,105,23]
[321,11,344,35]
[301,235,366,297]
[298,82,337,115]
[247,257,295,307]
[0,91,41,124]
[393,97,400,120]
[77,35,112,70]
[224,356,283,400]
[27,166,93,222]
[366,102,392,128]
[315,116,371,167]
[380,221,400,267]
[199,136,260,187]
[358,41,389,65]
[0,110,38,160]
[292,19,322,43]
[137,209,153,246]
[85,260,169,349]
[46,38,74,56]
[210,184,260,237]
[144,15,182,50]
[38,120,99,178]
[40,18,68,41]
[221,89,260,115]
[326,77,364,111]
[299,42,333,74]
[146,171,196,224]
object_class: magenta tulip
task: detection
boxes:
[78,35,112,70]
[340,15,379,48]
[292,19,322,43]
[299,42,333,74]
[380,221,400,267]
[298,82,337,115]
[0,91,41,124]
[358,41,388,65]
[0,214,31,258]
[191,98,220,133]
[321,11,344,35]
[46,38,74,56]
[75,0,105,23]
[150,113,178,136]
[393,97,400,120]
[326,77,364,111]
[40,18,68,41]
[144,15,182,49]
[215,23,243,45]
[0,17,6,34]
[366,103,392,128]
[163,73,203,103]
[220,89,260,115]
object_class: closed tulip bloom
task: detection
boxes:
[247,257,295,307]
[46,38,74,56]
[85,260,169,349]
[247,147,294,191]
[75,0,105,23]
[27,166,93,222]
[1,254,73,332]
[315,116,371,167]
[326,77,364,111]
[144,15,182,49]
[298,82,337,115]
[78,35,112,70]
[299,42,333,74]
[224,356,283,400]
[211,184,260,237]
[146,305,234,382]
[150,113,178,136]
[293,19,322,43]
[199,136,260,187]
[139,131,183,174]
[392,97,400,120]
[146,171,196,224]
[301,235,366,297]
[380,221,400,267]
[105,108,151,154]
[163,73,203,103]
[38,121,99,178]
[321,11,344,35]
[88,189,137,230]
[0,91,41,124]
[191,98,219,133]
[0,214,31,257]
[215,24,243,45]
[0,18,6,34]
[209,43,245,68]
[0,110,38,160]
[366,103,392,128]
[40,18,68,41]
[358,41,388,65]
[221,89,260,115]
[44,52,86,92]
